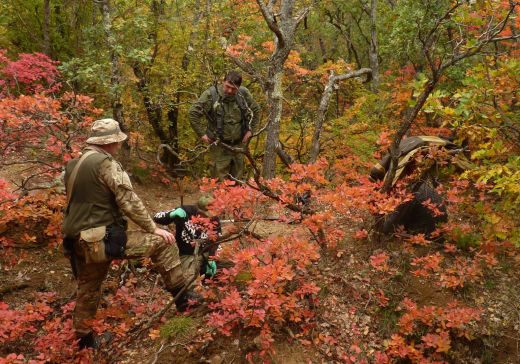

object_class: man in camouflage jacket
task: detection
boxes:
[62,119,200,350]
[189,71,260,180]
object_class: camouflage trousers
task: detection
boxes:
[180,255,199,283]
[209,143,244,180]
[72,231,186,337]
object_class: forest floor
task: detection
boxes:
[2,167,520,363]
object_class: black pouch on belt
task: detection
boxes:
[62,236,77,257]
[62,236,79,277]
[104,224,127,258]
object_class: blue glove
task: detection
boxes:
[205,260,217,277]
[170,208,187,219]
[153,208,187,225]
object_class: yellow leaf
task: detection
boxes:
[148,329,160,340]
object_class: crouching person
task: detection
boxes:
[153,196,221,283]
[62,118,201,350]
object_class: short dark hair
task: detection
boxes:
[224,71,242,87]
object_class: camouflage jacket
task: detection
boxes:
[63,145,156,236]
[189,84,260,143]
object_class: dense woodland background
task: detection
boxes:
[0,0,519,363]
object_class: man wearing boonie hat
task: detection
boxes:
[62,118,201,350]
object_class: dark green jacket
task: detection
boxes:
[189,85,260,143]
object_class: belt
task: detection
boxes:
[221,139,241,145]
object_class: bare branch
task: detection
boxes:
[358,0,370,15]
[294,3,314,25]
[333,67,373,82]
[441,4,518,71]
[424,1,462,48]
[228,55,267,91]
[350,10,370,45]
[255,0,284,47]
[309,68,372,162]
[490,34,520,42]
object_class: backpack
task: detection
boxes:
[209,85,252,140]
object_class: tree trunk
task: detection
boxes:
[309,72,336,163]
[368,0,379,91]
[309,68,372,162]
[382,79,438,192]
[168,0,203,164]
[347,25,363,69]
[254,0,312,178]
[99,0,130,154]
[133,64,167,142]
[167,98,180,166]
[325,9,363,70]
[43,0,51,56]
[262,68,284,179]
[181,0,202,70]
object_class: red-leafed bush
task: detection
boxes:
[0,50,61,96]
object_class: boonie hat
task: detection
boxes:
[86,118,127,145]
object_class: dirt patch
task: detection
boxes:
[0,162,30,185]
[0,247,74,304]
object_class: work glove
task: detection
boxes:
[153,207,187,225]
[205,260,217,277]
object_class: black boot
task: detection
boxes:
[77,332,113,350]
[78,332,96,350]
[171,288,204,312]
